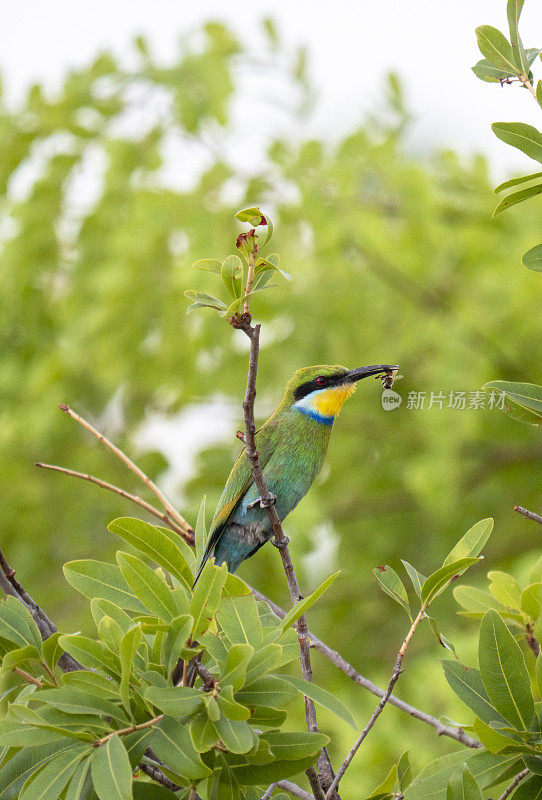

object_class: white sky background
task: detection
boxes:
[2,1,542,178]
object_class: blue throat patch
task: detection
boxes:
[295,406,334,426]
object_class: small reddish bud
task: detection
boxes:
[259,214,267,226]
[377,565,386,572]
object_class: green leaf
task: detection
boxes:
[119,625,141,713]
[253,258,291,281]
[446,765,482,800]
[538,80,542,110]
[475,26,517,73]
[443,519,494,565]
[247,705,287,728]
[144,685,202,718]
[0,741,78,800]
[472,59,516,82]
[219,297,243,318]
[108,518,193,589]
[373,565,411,618]
[398,751,413,791]
[195,496,207,566]
[190,713,217,752]
[162,614,192,675]
[193,258,221,273]
[421,558,481,607]
[521,583,542,618]
[231,756,321,785]
[0,720,71,748]
[493,182,542,216]
[91,734,133,800]
[281,571,340,631]
[117,552,177,622]
[523,244,542,272]
[205,694,220,722]
[426,616,456,655]
[190,561,228,639]
[41,633,62,674]
[507,0,528,74]
[58,634,121,677]
[492,122,542,164]
[281,674,358,729]
[216,685,250,721]
[133,783,179,799]
[473,717,511,753]
[494,171,542,193]
[478,610,534,730]
[64,561,145,613]
[1,645,41,672]
[62,670,121,700]
[244,643,282,685]
[235,675,298,709]
[0,596,42,650]
[261,731,329,761]
[453,586,510,618]
[235,207,266,226]
[370,764,397,796]
[19,746,90,800]
[221,255,243,299]
[442,661,508,727]
[221,643,254,690]
[212,716,255,754]
[64,758,91,800]
[483,381,542,425]
[488,571,522,610]
[152,717,211,781]
[37,687,129,724]
[401,561,426,598]
[403,751,518,800]
[218,595,263,647]
[184,290,227,309]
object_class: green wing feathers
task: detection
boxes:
[193,419,279,583]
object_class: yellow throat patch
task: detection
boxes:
[311,383,356,418]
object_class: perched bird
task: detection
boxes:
[194,364,396,584]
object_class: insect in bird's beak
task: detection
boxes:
[342,365,399,385]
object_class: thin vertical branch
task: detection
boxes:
[57,404,194,543]
[325,608,425,798]
[231,311,329,799]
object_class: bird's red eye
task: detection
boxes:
[316,376,327,386]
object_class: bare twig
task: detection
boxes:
[138,763,180,791]
[0,548,82,672]
[261,785,277,800]
[57,404,194,543]
[35,463,189,538]
[515,506,542,526]
[96,714,164,746]
[275,780,316,800]
[12,667,43,688]
[232,313,329,800]
[498,768,530,800]
[249,585,481,750]
[325,608,425,798]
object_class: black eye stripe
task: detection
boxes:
[294,373,345,401]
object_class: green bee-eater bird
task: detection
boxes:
[194,364,396,584]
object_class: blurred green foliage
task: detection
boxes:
[1,19,541,795]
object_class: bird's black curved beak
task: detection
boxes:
[344,365,399,383]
